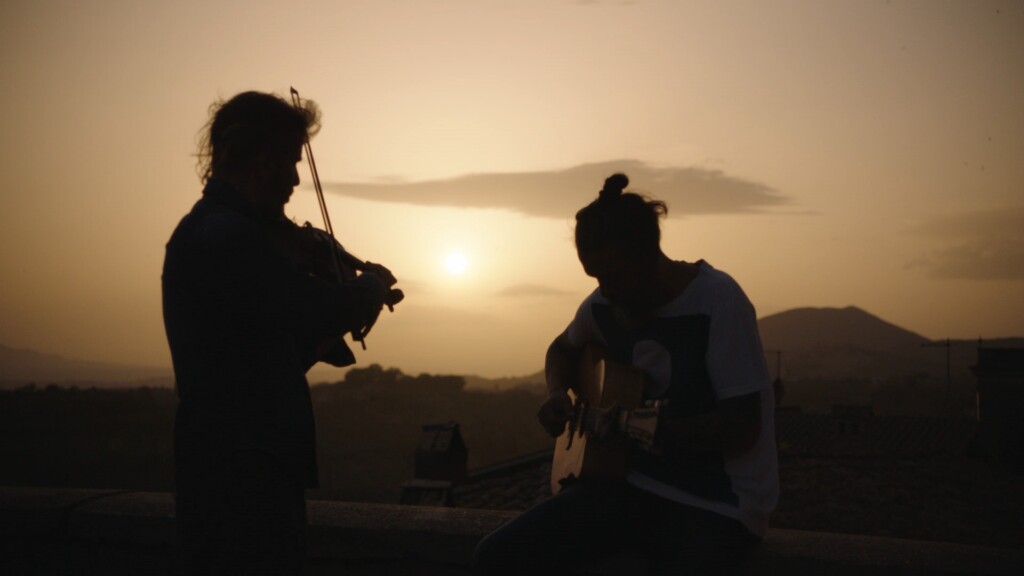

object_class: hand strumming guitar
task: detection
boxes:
[537,391,573,437]
[587,401,662,448]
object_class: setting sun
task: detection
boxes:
[444,252,469,275]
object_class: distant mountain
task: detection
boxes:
[756,306,1021,381]
[463,370,545,392]
[0,344,173,389]
[758,306,930,351]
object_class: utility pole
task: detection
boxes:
[921,338,953,415]
[765,349,783,405]
[765,349,783,380]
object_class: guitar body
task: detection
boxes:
[550,345,645,494]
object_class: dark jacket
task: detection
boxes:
[162,178,386,488]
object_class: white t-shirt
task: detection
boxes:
[565,261,779,537]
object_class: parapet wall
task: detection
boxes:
[1,486,1021,575]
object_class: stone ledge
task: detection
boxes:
[0,486,133,537]
[746,530,1024,576]
[307,500,513,564]
[1,486,1022,575]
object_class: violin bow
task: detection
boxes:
[289,87,388,349]
[290,87,343,264]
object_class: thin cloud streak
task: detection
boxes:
[494,284,577,298]
[910,207,1024,280]
[322,160,790,219]
[382,304,497,328]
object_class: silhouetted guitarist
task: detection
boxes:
[472,173,778,576]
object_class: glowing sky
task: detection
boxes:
[1,0,1021,379]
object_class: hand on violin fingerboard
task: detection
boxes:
[384,288,405,308]
[361,261,397,288]
[361,261,403,312]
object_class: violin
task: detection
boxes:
[273,218,361,284]
[283,87,404,366]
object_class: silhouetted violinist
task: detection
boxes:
[163,89,399,575]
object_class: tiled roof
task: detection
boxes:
[451,450,552,511]
[449,413,981,512]
[774,412,978,457]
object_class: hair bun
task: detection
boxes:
[599,173,629,201]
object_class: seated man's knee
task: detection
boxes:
[471,531,509,576]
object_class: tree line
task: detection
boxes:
[0,366,551,502]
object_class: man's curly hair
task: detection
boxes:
[196,91,321,183]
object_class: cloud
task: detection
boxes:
[382,303,496,328]
[493,284,576,298]
[910,207,1024,280]
[322,160,789,219]
[575,0,639,5]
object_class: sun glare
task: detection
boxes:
[444,252,469,275]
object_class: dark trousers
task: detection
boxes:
[175,449,307,576]
[471,483,759,576]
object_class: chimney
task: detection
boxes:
[400,421,468,506]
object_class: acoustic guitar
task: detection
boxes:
[550,345,657,494]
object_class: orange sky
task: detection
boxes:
[1,0,1022,379]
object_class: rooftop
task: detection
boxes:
[3,486,1023,575]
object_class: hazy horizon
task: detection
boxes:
[4,305,1021,389]
[2,1,1022,378]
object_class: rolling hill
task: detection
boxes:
[2,306,1020,389]
[0,344,172,389]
